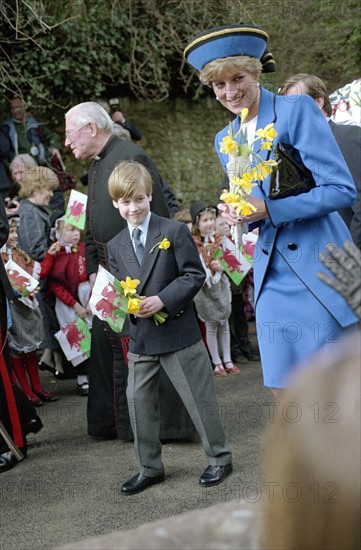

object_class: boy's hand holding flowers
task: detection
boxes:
[135,295,165,319]
[120,276,168,325]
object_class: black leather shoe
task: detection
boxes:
[121,472,165,495]
[232,354,249,364]
[35,391,58,402]
[243,352,260,361]
[26,416,44,435]
[0,451,18,473]
[199,464,233,487]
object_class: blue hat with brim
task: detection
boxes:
[184,24,275,73]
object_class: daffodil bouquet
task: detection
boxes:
[120,276,168,326]
[220,108,278,218]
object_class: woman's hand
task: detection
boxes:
[218,196,268,225]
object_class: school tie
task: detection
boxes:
[132,227,144,265]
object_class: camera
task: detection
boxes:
[109,97,120,113]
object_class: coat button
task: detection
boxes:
[262,248,269,255]
[288,242,297,251]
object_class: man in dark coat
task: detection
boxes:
[65,102,195,439]
[280,74,361,249]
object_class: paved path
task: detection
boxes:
[0,357,271,549]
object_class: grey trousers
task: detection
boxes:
[127,340,232,477]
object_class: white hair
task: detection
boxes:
[10,153,37,171]
[65,101,113,132]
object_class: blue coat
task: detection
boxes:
[215,88,358,387]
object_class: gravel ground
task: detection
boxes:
[0,338,271,550]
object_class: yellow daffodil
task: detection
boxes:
[219,117,278,226]
[230,174,257,195]
[127,297,141,314]
[159,238,170,250]
[119,275,169,325]
[251,160,277,180]
[260,140,274,151]
[149,238,171,254]
[220,190,240,203]
[220,136,238,156]
[120,276,140,297]
[240,108,249,123]
[235,200,257,216]
[255,123,277,141]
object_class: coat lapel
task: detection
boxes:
[253,87,276,199]
[138,215,162,293]
[117,229,141,279]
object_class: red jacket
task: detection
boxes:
[40,242,88,307]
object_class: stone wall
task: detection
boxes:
[123,95,230,208]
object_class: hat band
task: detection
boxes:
[184,26,269,59]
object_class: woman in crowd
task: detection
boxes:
[184,24,358,398]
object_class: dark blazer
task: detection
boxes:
[329,120,361,249]
[107,214,205,355]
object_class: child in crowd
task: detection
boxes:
[106,161,232,494]
[40,218,91,395]
[17,166,65,374]
[215,213,260,363]
[1,217,58,406]
[191,201,240,377]
[173,208,192,231]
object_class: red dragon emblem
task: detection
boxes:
[219,247,243,274]
[7,269,32,293]
[68,200,85,221]
[63,322,86,351]
[95,284,120,321]
[242,240,256,257]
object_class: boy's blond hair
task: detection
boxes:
[108,161,153,201]
[19,167,59,198]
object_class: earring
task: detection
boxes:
[216,97,220,101]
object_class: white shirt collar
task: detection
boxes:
[128,212,151,245]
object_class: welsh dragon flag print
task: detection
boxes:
[89,265,128,333]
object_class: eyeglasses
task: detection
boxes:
[65,123,88,139]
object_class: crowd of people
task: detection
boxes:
[0,21,360,548]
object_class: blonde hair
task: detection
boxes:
[108,161,152,201]
[199,55,262,87]
[19,167,59,198]
[174,208,192,225]
[262,349,361,549]
[8,218,33,265]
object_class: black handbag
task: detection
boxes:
[269,142,316,200]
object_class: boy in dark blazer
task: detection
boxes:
[107,161,232,495]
